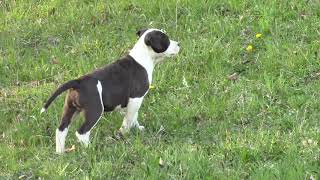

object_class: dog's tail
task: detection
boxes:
[40,79,80,114]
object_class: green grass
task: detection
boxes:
[1,0,320,179]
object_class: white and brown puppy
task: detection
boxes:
[41,28,180,153]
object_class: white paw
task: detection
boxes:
[56,128,68,154]
[119,126,129,135]
[75,131,90,147]
[56,147,65,154]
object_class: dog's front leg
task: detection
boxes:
[120,97,144,134]
[128,112,145,131]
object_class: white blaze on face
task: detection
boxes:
[164,40,180,57]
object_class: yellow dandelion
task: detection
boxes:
[149,85,155,89]
[255,33,262,38]
[246,45,253,52]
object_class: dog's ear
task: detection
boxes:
[144,31,170,53]
[136,28,148,37]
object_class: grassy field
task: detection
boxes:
[1,0,320,179]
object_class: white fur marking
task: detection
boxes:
[40,108,46,114]
[75,131,90,146]
[90,80,104,130]
[164,40,180,57]
[114,105,127,115]
[129,29,157,83]
[120,97,144,134]
[56,128,68,153]
[114,105,122,111]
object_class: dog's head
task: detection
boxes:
[134,28,180,62]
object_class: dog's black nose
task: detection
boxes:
[177,42,180,47]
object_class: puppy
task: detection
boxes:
[41,28,180,153]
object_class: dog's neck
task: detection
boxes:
[129,42,155,84]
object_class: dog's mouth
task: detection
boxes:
[171,49,181,56]
[169,49,181,56]
[164,46,180,57]
[167,53,178,57]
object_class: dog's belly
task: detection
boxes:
[103,100,127,112]
[104,105,122,112]
[103,104,127,114]
[101,89,128,112]
[113,105,127,114]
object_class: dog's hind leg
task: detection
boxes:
[76,80,104,146]
[56,101,78,154]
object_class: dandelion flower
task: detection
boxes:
[149,85,155,89]
[159,157,165,167]
[246,45,253,52]
[255,33,262,38]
